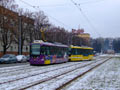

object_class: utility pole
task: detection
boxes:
[18,16,22,55]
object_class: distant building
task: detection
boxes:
[103,38,114,53]
[72,29,90,45]
[0,6,18,31]
[78,33,90,40]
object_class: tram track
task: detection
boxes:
[0,64,30,74]
[56,57,111,90]
[9,58,110,90]
[24,57,111,90]
[0,61,92,85]
[0,61,86,77]
[0,58,110,90]
[0,57,100,75]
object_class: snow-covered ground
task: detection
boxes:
[26,58,107,90]
[0,60,96,90]
[65,58,120,90]
[0,61,84,77]
[99,54,120,58]
[0,56,119,90]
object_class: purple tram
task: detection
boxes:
[29,40,69,65]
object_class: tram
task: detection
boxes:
[69,45,94,61]
[29,40,69,65]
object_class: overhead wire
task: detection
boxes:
[71,0,101,37]
[19,0,103,36]
[33,4,69,7]
[78,0,105,5]
[19,0,105,7]
[19,0,72,30]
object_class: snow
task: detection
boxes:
[99,54,120,58]
[0,62,83,81]
[65,58,120,90]
[0,56,119,90]
[0,61,88,90]
[26,59,105,90]
[0,64,30,74]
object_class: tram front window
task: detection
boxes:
[31,44,40,55]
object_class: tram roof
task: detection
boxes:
[70,45,93,50]
[32,40,68,48]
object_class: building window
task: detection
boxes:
[10,46,13,51]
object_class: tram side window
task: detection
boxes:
[54,46,57,55]
[81,49,86,56]
[40,46,45,55]
[57,47,62,57]
[87,50,90,55]
[50,46,54,55]
[89,50,93,55]
[87,49,91,55]
[83,49,87,56]
[50,46,56,55]
[81,49,84,55]
[40,46,50,55]
[77,49,82,55]
[84,49,89,56]
[46,46,50,55]
[71,49,74,55]
[54,47,58,56]
[61,47,65,56]
[71,49,77,55]
[54,46,58,55]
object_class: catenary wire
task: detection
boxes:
[78,0,106,5]
[19,0,72,30]
[71,0,101,37]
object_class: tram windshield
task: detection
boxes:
[31,44,40,55]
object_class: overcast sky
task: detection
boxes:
[16,0,120,38]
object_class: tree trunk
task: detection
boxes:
[3,45,7,55]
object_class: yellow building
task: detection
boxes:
[78,33,90,38]
[78,33,90,46]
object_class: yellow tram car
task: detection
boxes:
[69,45,94,61]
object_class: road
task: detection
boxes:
[0,62,29,68]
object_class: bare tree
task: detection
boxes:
[45,26,70,45]
[0,0,18,54]
[33,11,49,40]
[0,0,17,9]
[24,10,34,43]
[0,30,13,54]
